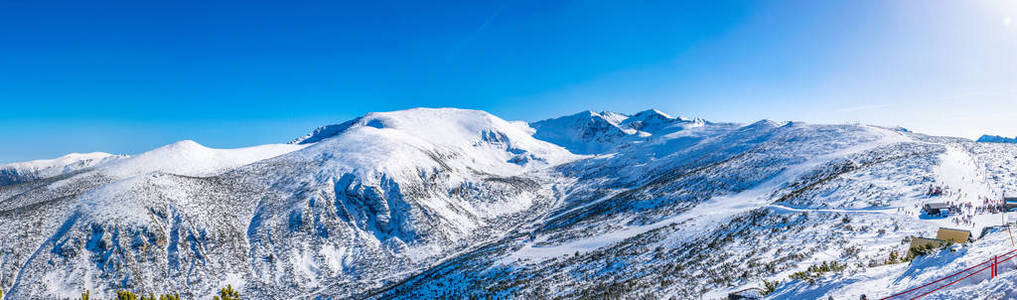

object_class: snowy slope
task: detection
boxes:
[529,110,634,154]
[97,140,307,178]
[0,108,577,299]
[528,109,712,155]
[286,108,574,178]
[1,152,117,172]
[0,152,125,186]
[365,116,1017,300]
[5,107,1017,299]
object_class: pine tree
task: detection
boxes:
[117,290,138,300]
[215,284,241,300]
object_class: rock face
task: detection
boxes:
[4,107,1017,299]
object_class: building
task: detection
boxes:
[923,202,950,215]
[936,227,971,243]
[1005,197,1017,211]
[910,228,971,252]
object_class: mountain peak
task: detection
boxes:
[620,109,681,133]
[291,118,361,145]
[99,139,305,178]
[162,139,204,150]
[288,108,575,178]
[11,106,1016,299]
[529,109,716,154]
[631,108,673,120]
[530,111,632,155]
[598,111,630,124]
[746,119,780,128]
[293,108,509,145]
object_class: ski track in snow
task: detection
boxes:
[504,128,905,263]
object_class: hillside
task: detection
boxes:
[3,108,1017,299]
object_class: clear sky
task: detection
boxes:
[1,0,1015,163]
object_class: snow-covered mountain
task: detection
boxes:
[4,107,1017,299]
[977,134,1017,144]
[529,109,707,154]
[0,152,126,186]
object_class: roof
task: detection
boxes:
[938,227,971,234]
[1005,197,1017,203]
[924,202,950,209]
[937,227,971,243]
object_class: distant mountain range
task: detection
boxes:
[977,134,1017,143]
[3,108,1017,299]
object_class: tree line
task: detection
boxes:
[72,284,240,300]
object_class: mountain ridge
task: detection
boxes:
[977,134,1017,143]
[4,107,1017,299]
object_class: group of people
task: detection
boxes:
[939,197,1010,226]
[920,183,1011,226]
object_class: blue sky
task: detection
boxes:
[1,0,1015,163]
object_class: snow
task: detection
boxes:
[295,249,320,283]
[745,139,1017,298]
[10,107,1017,299]
[507,183,776,263]
[773,226,1017,299]
[318,244,346,272]
[291,108,576,180]
[0,152,126,183]
[505,126,910,264]
[1,152,116,171]
[528,108,714,155]
[75,176,154,224]
[529,110,638,154]
[904,145,1002,236]
[42,270,80,299]
[222,272,246,294]
[99,140,307,178]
